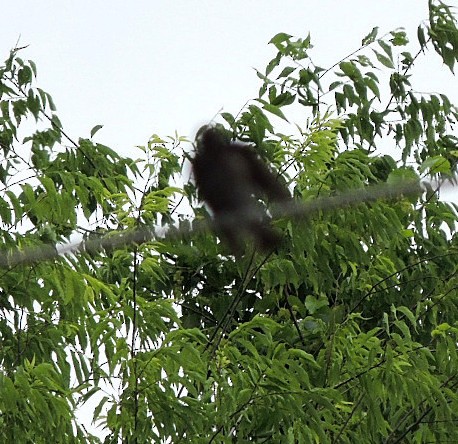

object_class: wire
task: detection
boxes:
[0,178,444,268]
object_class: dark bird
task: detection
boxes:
[192,125,290,255]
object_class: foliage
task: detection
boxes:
[1,1,458,443]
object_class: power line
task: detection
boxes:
[0,178,436,268]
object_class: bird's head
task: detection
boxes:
[195,125,230,154]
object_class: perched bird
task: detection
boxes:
[192,125,290,254]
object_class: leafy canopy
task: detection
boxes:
[0,1,457,443]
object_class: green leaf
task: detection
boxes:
[265,53,281,75]
[90,124,103,138]
[362,27,379,45]
[93,396,110,421]
[373,50,394,69]
[221,112,235,126]
[269,32,292,47]
[419,155,451,175]
[262,103,288,122]
[305,295,328,314]
[396,306,418,332]
[387,166,417,181]
[277,66,296,79]
[378,39,393,58]
[390,30,408,46]
[417,25,427,48]
[18,66,32,86]
[238,388,251,405]
[271,91,295,107]
[27,90,41,119]
[339,61,361,80]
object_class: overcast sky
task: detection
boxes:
[3,1,452,156]
[1,1,457,434]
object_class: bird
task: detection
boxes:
[192,125,290,255]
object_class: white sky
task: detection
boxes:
[1,1,457,436]
[2,1,450,155]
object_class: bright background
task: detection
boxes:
[3,1,453,154]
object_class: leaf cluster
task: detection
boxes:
[0,2,458,443]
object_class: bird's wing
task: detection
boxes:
[233,143,290,202]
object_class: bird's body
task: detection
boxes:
[192,126,290,254]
